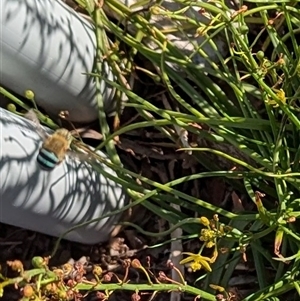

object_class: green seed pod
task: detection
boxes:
[24,89,35,100]
[256,51,265,61]
[109,54,120,62]
[240,25,249,34]
[7,103,17,112]
[31,256,45,268]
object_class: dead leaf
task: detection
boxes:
[232,191,245,213]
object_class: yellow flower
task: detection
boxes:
[266,89,286,107]
[180,252,212,272]
[190,261,201,272]
[200,229,216,241]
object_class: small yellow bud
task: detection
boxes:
[206,241,215,248]
[93,265,103,276]
[24,89,35,100]
[209,284,225,292]
[196,27,206,36]
[200,216,210,226]
[150,6,162,15]
[7,103,17,112]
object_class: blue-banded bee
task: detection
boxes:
[37,128,72,169]
[25,109,74,170]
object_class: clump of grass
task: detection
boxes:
[83,0,300,299]
[2,0,300,300]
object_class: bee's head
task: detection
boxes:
[56,128,72,140]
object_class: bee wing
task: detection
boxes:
[24,109,40,124]
[24,109,48,141]
[66,150,93,163]
[70,128,103,140]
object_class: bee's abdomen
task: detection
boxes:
[37,148,59,170]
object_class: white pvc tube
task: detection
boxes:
[0,108,128,244]
[0,0,115,123]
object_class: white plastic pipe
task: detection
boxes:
[0,108,128,244]
[0,0,115,123]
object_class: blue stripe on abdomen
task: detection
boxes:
[37,149,59,170]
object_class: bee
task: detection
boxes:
[24,109,74,170]
[37,128,72,170]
